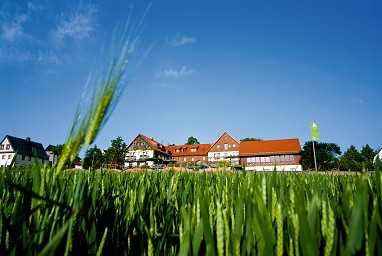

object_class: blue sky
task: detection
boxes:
[1,0,381,155]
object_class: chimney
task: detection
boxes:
[26,137,31,143]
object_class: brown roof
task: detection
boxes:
[141,134,169,154]
[136,134,169,154]
[239,138,301,156]
[167,144,212,157]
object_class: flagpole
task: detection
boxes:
[312,140,318,171]
[310,122,319,171]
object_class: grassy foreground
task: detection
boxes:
[0,165,381,255]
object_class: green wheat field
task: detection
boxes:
[1,166,381,255]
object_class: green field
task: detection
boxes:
[1,165,381,255]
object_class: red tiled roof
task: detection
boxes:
[239,138,301,156]
[139,134,169,154]
[167,144,212,157]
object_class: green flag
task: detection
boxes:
[310,122,319,141]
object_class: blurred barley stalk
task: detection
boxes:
[56,13,147,172]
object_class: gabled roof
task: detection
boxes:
[127,134,170,155]
[45,145,56,151]
[1,135,48,159]
[239,138,301,156]
[209,132,240,152]
[140,134,169,154]
[168,144,212,157]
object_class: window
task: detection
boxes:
[270,156,275,163]
[265,157,270,163]
[175,149,180,152]
[6,144,10,150]
[290,155,294,162]
[28,157,31,161]
[22,155,25,160]
[224,143,228,150]
[281,155,285,162]
[247,157,252,163]
[0,145,3,150]
[191,157,194,161]
[275,155,280,163]
[232,144,236,148]
[8,155,11,159]
[191,148,196,152]
[256,157,260,163]
[202,157,205,161]
[1,155,5,159]
[183,157,187,162]
[285,155,290,161]
[217,144,220,149]
[261,157,265,163]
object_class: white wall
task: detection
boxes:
[125,149,154,167]
[374,149,382,163]
[0,152,15,166]
[208,151,239,163]
[245,165,303,172]
[46,150,57,164]
[0,153,47,167]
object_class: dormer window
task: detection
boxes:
[191,148,197,152]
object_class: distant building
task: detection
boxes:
[125,134,173,168]
[167,143,211,165]
[45,145,57,166]
[124,132,303,171]
[208,132,240,165]
[374,149,382,163]
[239,138,302,171]
[0,135,48,167]
[73,161,83,169]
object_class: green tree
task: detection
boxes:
[340,146,363,172]
[104,136,127,168]
[52,144,64,156]
[186,136,200,145]
[301,141,341,171]
[53,144,81,168]
[83,145,104,170]
[218,160,230,169]
[240,137,262,141]
[361,144,376,171]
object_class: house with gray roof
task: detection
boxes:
[0,135,48,167]
[45,144,58,166]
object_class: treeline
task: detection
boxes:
[301,141,379,172]
[82,136,127,170]
[53,136,127,170]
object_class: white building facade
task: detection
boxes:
[0,135,48,167]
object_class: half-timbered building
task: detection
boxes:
[125,134,172,168]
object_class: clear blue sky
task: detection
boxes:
[1,0,381,156]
